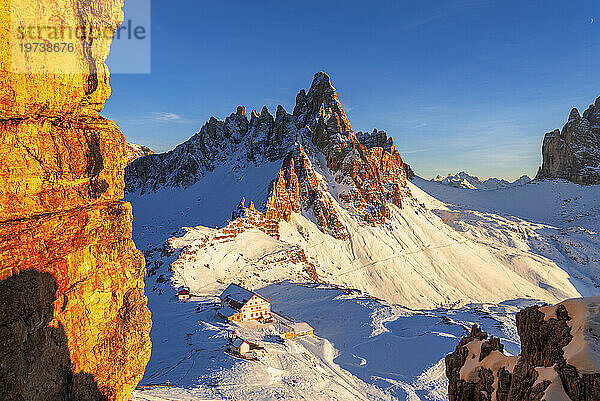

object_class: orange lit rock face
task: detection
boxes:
[277,146,349,240]
[0,1,151,400]
[0,0,122,118]
[0,117,129,221]
[292,73,411,232]
[0,202,151,400]
[212,73,411,241]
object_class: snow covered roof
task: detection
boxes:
[219,283,269,306]
[232,338,248,348]
[217,306,239,317]
[290,322,314,333]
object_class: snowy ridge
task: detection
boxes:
[126,142,154,164]
[125,105,297,192]
[431,171,531,190]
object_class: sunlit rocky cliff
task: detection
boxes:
[0,1,151,400]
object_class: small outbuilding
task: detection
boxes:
[177,287,191,301]
[282,322,314,339]
[231,338,250,355]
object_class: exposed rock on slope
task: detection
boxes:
[536,97,600,185]
[446,296,600,401]
[126,72,412,235]
[0,1,151,400]
[403,162,416,180]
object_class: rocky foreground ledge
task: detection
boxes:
[446,296,600,401]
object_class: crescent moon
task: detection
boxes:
[591,18,595,24]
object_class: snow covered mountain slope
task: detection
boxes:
[127,72,587,309]
[166,191,581,308]
[431,171,531,190]
[125,72,599,400]
[414,177,599,232]
[132,280,532,401]
[412,177,600,296]
[130,176,599,401]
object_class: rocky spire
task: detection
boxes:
[293,71,354,140]
[583,96,600,125]
[569,108,581,121]
[536,96,600,185]
[356,129,395,153]
[236,105,247,118]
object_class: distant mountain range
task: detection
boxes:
[431,171,531,190]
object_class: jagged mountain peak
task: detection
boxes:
[126,72,408,193]
[295,72,338,115]
[235,105,247,118]
[432,171,532,190]
[125,72,413,237]
[569,107,581,121]
[126,142,154,164]
[293,71,354,143]
[536,95,600,185]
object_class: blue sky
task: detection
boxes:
[103,0,599,180]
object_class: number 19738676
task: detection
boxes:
[19,42,75,52]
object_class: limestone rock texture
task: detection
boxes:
[0,1,151,401]
[0,0,121,119]
[536,97,600,185]
[445,297,600,401]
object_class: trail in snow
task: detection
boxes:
[128,178,599,400]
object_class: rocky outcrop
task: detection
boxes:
[274,145,349,239]
[0,1,151,400]
[445,325,516,401]
[446,296,600,401]
[170,197,320,282]
[403,162,416,180]
[536,97,600,185]
[126,142,154,164]
[126,72,411,238]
